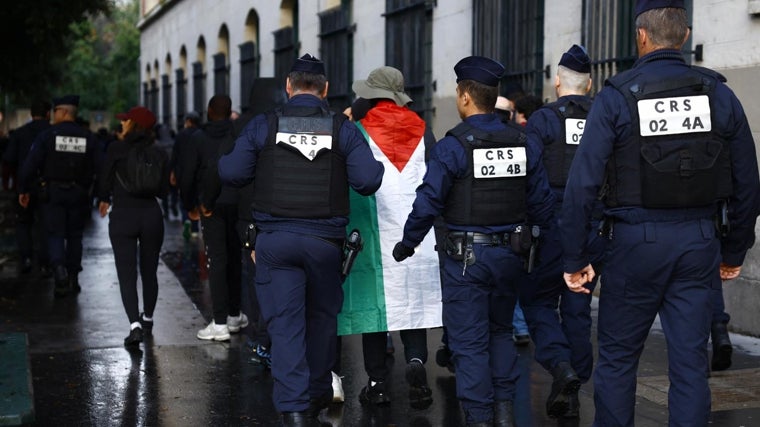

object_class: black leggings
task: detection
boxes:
[109,204,164,324]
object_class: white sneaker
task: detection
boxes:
[331,371,344,403]
[227,313,249,333]
[197,321,231,341]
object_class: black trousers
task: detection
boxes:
[109,203,164,324]
[241,250,270,347]
[15,191,48,265]
[200,203,242,324]
[362,328,428,381]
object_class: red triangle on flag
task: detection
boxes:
[359,101,426,172]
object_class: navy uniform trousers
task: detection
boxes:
[520,223,605,382]
[594,217,718,427]
[45,182,90,274]
[440,242,521,424]
[254,230,343,413]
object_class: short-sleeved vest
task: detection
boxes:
[603,66,732,208]
[542,97,592,188]
[43,123,92,185]
[252,106,349,218]
[443,121,528,226]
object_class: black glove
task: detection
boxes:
[392,242,415,262]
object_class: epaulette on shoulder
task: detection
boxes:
[691,65,727,83]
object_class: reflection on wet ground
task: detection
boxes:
[2,210,760,426]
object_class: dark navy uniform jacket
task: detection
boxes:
[401,113,555,248]
[560,49,760,273]
[18,121,100,193]
[218,94,384,239]
[3,119,50,170]
[526,94,590,206]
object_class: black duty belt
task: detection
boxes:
[447,231,511,246]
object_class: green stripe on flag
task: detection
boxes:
[338,187,388,335]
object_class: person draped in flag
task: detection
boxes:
[393,56,556,427]
[339,66,441,409]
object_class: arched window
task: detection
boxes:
[240,9,261,112]
[193,36,207,118]
[214,24,231,95]
[273,0,299,81]
[385,0,434,121]
[176,46,188,125]
[319,1,353,111]
[162,53,173,126]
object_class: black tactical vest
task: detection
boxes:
[443,121,528,226]
[603,66,732,208]
[43,124,91,184]
[543,97,592,188]
[252,106,349,218]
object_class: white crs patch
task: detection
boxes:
[276,132,332,161]
[472,147,527,178]
[637,95,712,137]
[54,136,87,153]
[564,118,585,145]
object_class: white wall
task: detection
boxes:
[541,0,584,101]
[429,1,472,138]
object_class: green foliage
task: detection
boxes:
[0,0,139,121]
[0,0,112,104]
[57,0,140,118]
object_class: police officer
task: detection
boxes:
[518,44,605,422]
[4,100,51,275]
[393,56,555,427]
[561,1,760,425]
[18,95,100,297]
[217,54,384,427]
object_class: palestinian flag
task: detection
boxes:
[338,101,442,335]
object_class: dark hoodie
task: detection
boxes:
[179,118,239,210]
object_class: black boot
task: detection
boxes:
[53,265,70,298]
[494,400,514,427]
[306,391,333,418]
[547,361,580,418]
[711,322,733,371]
[406,360,433,409]
[359,380,391,405]
[281,412,316,427]
[281,411,328,427]
[563,389,580,418]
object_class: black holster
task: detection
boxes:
[341,229,363,279]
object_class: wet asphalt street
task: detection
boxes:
[2,204,760,426]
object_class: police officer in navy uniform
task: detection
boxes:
[4,100,51,275]
[561,1,760,425]
[518,44,605,422]
[217,54,384,427]
[18,95,100,297]
[393,56,555,427]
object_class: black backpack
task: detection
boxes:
[116,143,167,198]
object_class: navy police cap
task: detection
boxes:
[53,94,80,107]
[290,53,325,75]
[454,56,505,87]
[635,0,685,17]
[559,44,591,74]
